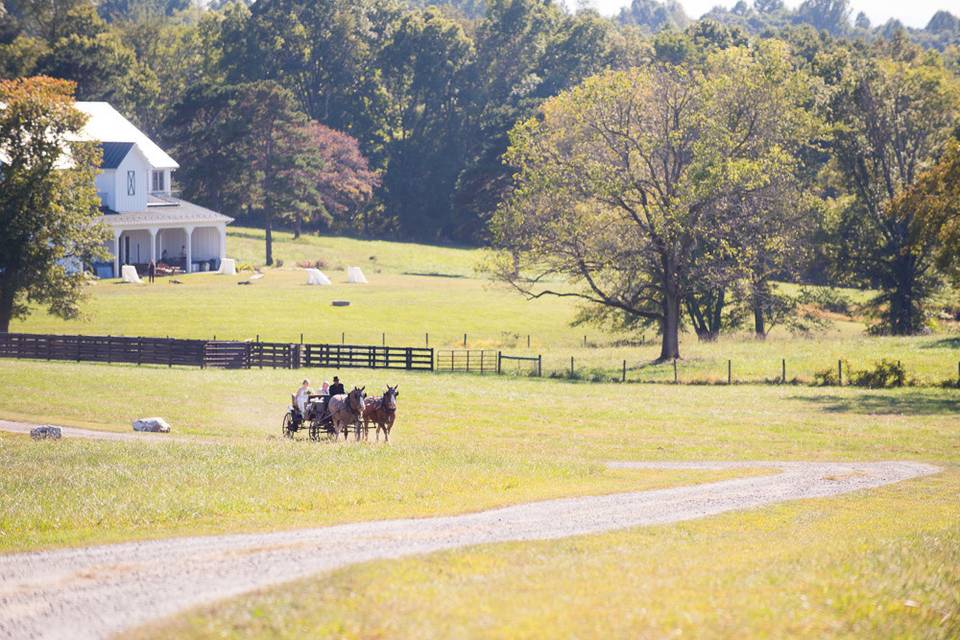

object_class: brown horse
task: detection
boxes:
[327,386,366,440]
[362,385,399,442]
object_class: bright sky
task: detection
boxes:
[585,1,954,29]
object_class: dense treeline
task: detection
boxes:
[1,0,959,348]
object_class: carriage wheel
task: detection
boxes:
[282,412,296,439]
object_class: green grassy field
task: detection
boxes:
[2,228,959,637]
[1,359,958,556]
[133,470,959,640]
[9,227,960,383]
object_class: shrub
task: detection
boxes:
[799,287,853,315]
[813,366,840,386]
[295,259,328,269]
[849,359,907,389]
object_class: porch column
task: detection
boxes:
[112,228,121,278]
[218,225,227,262]
[148,227,158,265]
[184,226,194,273]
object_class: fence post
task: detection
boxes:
[382,332,385,347]
[405,347,412,370]
[300,333,304,344]
[673,358,678,384]
[497,351,502,375]
[168,338,173,368]
[727,359,732,385]
[897,360,902,387]
[138,337,143,367]
[583,335,587,347]
[527,334,530,348]
[341,332,345,345]
[466,350,471,372]
[782,359,786,384]
[538,355,542,377]
[622,360,627,383]
[838,359,843,386]
[463,333,467,348]
[570,356,575,379]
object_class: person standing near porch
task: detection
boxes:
[147,260,156,283]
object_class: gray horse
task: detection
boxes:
[327,386,366,440]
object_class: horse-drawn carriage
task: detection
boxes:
[283,385,399,442]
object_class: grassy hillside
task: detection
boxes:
[9,227,960,383]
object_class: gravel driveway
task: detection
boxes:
[0,456,939,640]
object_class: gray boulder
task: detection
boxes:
[30,426,62,440]
[132,417,171,433]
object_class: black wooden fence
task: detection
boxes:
[0,333,433,371]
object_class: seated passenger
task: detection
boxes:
[295,379,311,418]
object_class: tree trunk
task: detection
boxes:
[659,286,681,361]
[754,304,766,339]
[888,254,918,335]
[0,274,15,333]
[293,212,302,240]
[752,281,767,339]
[265,214,273,266]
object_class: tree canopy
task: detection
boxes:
[490,41,820,359]
[0,76,106,332]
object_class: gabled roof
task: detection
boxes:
[99,142,134,169]
[75,102,179,170]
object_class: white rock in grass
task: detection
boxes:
[132,417,171,433]
[30,426,62,440]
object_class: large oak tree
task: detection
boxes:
[490,41,817,360]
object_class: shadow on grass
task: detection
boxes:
[402,272,466,279]
[922,337,960,349]
[794,393,960,416]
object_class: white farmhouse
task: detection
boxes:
[77,102,233,277]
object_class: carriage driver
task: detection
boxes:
[328,376,345,397]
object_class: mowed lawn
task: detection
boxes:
[134,470,960,640]
[1,359,958,557]
[8,226,960,383]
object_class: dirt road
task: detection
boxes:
[0,458,939,640]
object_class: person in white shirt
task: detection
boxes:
[295,379,311,419]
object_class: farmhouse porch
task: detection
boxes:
[100,198,233,277]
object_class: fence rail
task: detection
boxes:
[435,349,500,374]
[0,333,206,367]
[0,333,433,372]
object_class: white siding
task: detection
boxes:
[191,227,221,262]
[119,229,152,265]
[95,170,116,210]
[114,148,150,212]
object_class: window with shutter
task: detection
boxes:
[127,171,136,196]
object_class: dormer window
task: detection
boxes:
[127,170,136,196]
[152,170,165,193]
